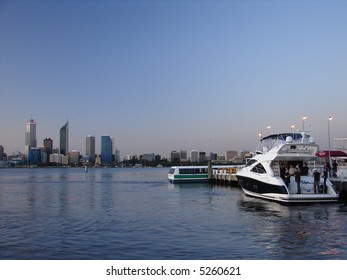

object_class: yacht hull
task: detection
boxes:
[237,175,339,204]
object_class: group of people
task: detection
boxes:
[280,163,303,194]
[280,160,338,194]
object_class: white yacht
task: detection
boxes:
[236,132,339,204]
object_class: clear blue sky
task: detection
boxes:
[1,0,346,158]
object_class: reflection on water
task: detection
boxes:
[0,168,346,260]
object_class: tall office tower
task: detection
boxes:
[190,150,199,163]
[0,145,4,161]
[43,138,53,160]
[85,135,96,163]
[101,135,113,164]
[24,118,37,157]
[60,121,69,156]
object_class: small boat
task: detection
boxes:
[236,132,339,204]
[168,165,238,183]
[85,166,88,172]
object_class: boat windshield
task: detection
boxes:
[256,132,312,154]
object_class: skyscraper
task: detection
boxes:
[101,135,113,165]
[60,121,69,156]
[24,118,37,157]
[85,135,95,163]
[44,138,53,161]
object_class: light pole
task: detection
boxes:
[291,124,295,138]
[302,115,307,131]
[328,116,333,165]
[266,125,271,135]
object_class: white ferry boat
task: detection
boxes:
[236,132,339,204]
[168,165,238,183]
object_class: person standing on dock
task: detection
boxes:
[284,168,291,188]
[294,167,301,194]
[313,169,321,194]
[332,160,338,177]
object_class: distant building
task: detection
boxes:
[170,151,180,163]
[69,150,80,165]
[85,135,95,163]
[24,118,37,157]
[28,147,41,165]
[209,152,217,161]
[114,147,120,164]
[43,138,53,162]
[199,151,206,163]
[225,150,238,162]
[0,145,4,161]
[101,135,113,164]
[190,150,199,163]
[50,153,63,165]
[180,150,188,162]
[142,153,155,162]
[60,121,69,156]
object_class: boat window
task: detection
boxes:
[245,159,257,167]
[251,163,267,174]
[169,168,175,174]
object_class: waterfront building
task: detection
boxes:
[85,135,95,163]
[60,121,69,156]
[190,150,199,163]
[225,150,238,162]
[50,153,63,165]
[142,153,156,162]
[69,150,80,165]
[199,151,206,163]
[24,118,37,157]
[0,145,4,161]
[43,138,53,161]
[170,151,180,163]
[209,152,218,161]
[114,147,120,164]
[180,150,188,162]
[101,135,113,164]
[28,147,41,165]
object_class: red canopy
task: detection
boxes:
[316,150,347,157]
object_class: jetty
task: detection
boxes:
[208,162,241,186]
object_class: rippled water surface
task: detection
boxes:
[0,168,346,259]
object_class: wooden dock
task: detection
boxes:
[208,162,240,186]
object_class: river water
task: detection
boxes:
[0,167,346,260]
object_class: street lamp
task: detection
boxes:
[302,115,307,131]
[328,116,333,165]
[291,124,295,138]
[266,125,271,135]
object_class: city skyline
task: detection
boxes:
[1,1,347,157]
[0,116,345,161]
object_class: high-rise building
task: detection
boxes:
[101,135,113,164]
[85,135,95,163]
[24,118,37,157]
[28,147,41,165]
[0,145,4,161]
[190,150,199,163]
[60,121,69,155]
[43,138,53,160]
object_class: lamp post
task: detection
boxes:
[266,125,271,135]
[291,124,295,138]
[302,115,307,131]
[328,116,333,165]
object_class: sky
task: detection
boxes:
[1,0,347,158]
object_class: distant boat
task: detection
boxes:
[236,132,339,204]
[85,166,88,172]
[168,165,239,183]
